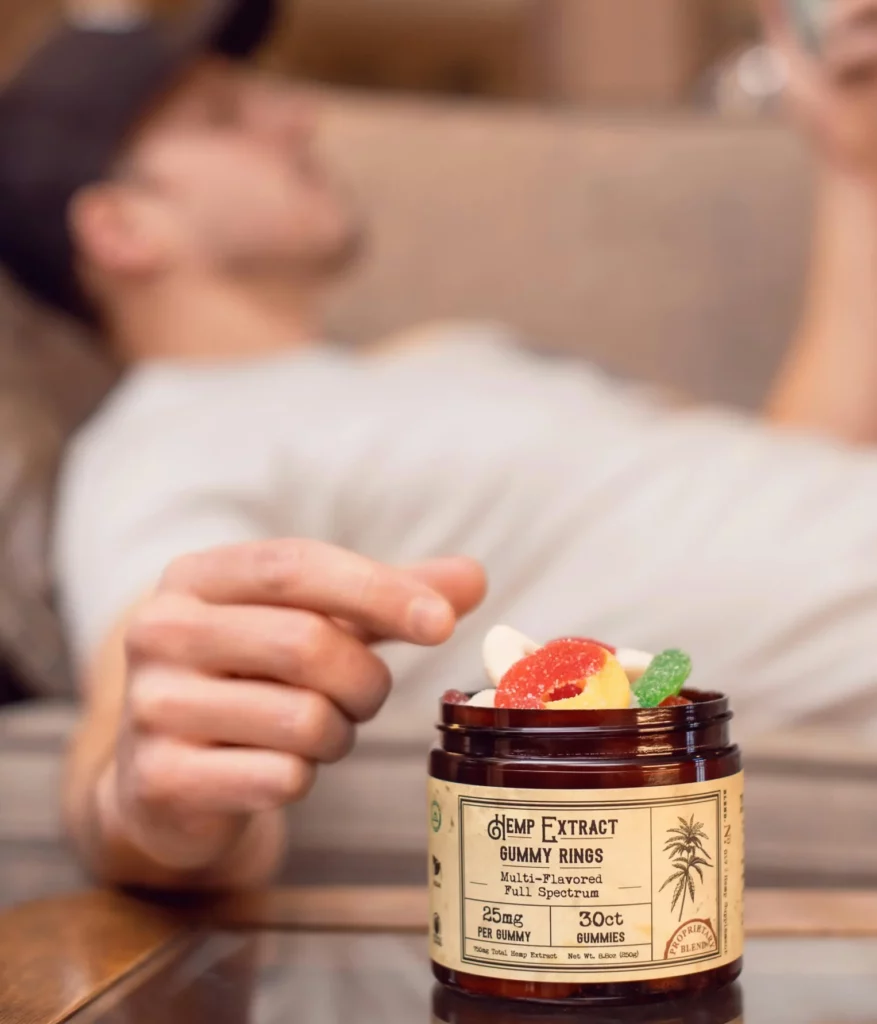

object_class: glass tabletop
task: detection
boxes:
[67,931,877,1024]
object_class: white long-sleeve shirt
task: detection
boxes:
[55,324,877,746]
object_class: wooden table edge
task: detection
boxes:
[0,890,186,1024]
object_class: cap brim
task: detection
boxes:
[0,0,281,325]
[180,0,279,60]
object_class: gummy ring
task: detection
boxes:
[545,637,617,655]
[496,639,629,710]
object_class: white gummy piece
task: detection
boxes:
[482,625,540,686]
[616,648,654,683]
[468,688,498,708]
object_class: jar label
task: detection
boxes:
[428,773,744,984]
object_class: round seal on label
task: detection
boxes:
[664,919,719,960]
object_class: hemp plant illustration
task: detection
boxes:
[659,816,713,921]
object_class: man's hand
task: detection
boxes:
[761,0,877,173]
[761,0,877,442]
[91,540,486,880]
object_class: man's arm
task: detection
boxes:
[62,542,485,890]
[762,0,877,442]
[768,168,877,441]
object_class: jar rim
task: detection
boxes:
[439,688,731,735]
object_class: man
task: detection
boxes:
[2,0,877,891]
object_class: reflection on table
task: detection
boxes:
[433,981,742,1023]
[68,931,877,1024]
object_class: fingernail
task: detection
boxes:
[408,596,453,642]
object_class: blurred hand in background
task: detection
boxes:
[759,0,877,440]
[762,0,877,174]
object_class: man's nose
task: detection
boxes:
[254,87,319,146]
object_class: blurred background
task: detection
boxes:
[0,0,801,425]
[266,0,764,111]
[3,0,774,110]
[1,0,869,909]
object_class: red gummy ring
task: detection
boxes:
[496,639,609,709]
[545,637,617,655]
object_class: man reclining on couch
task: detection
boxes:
[1,0,876,890]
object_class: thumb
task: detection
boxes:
[757,0,836,136]
[757,0,793,42]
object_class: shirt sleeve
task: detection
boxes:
[554,397,877,741]
[53,396,275,672]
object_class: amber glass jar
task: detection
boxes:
[433,980,744,1023]
[428,690,743,1005]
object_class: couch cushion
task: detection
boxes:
[322,97,813,410]
[0,392,72,697]
[0,274,113,697]
[0,273,113,434]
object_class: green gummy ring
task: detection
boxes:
[632,649,692,709]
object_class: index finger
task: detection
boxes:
[160,538,456,645]
[758,0,821,61]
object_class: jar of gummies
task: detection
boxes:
[428,630,744,1005]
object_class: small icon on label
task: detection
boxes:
[432,855,442,879]
[433,913,442,941]
[431,800,442,833]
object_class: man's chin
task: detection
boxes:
[304,220,368,279]
[225,219,368,285]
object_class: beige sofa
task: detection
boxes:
[4,94,876,907]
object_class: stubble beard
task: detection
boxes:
[224,215,369,288]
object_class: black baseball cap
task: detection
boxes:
[0,0,280,324]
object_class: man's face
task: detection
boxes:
[117,58,362,280]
